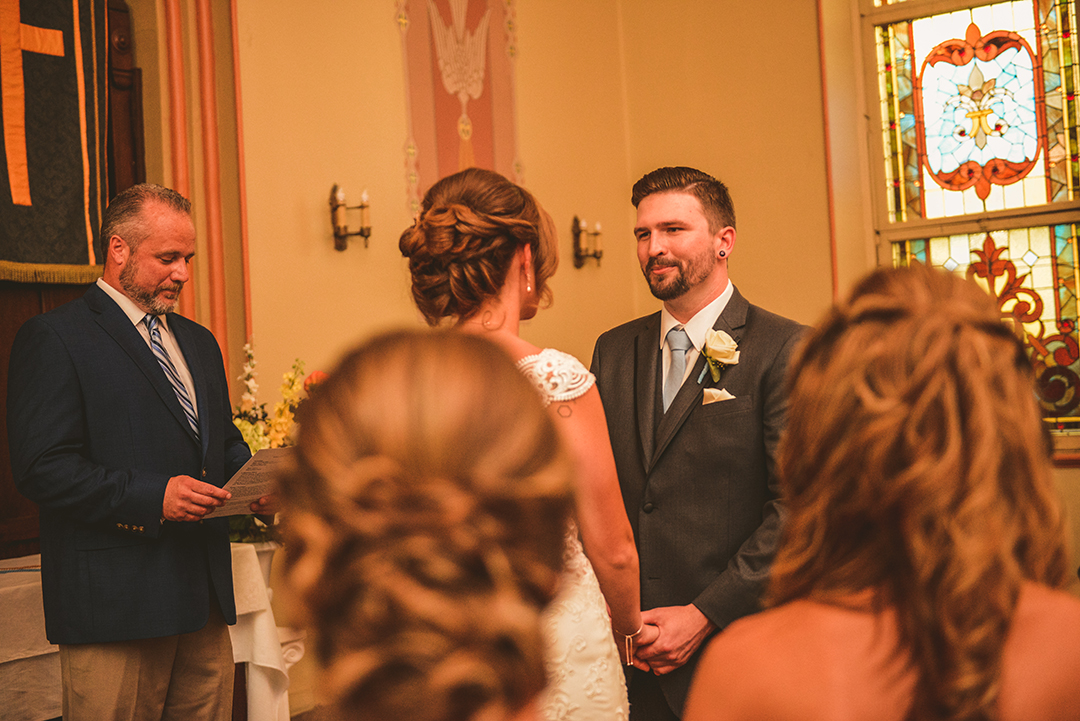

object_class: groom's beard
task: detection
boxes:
[644,247,715,301]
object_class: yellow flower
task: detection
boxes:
[702,329,739,382]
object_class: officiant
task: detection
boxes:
[6,184,266,720]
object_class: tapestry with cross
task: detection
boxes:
[0,0,108,283]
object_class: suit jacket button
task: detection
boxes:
[643,502,655,513]
[202,469,207,478]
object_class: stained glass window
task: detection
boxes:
[876,0,1079,222]
[872,0,1080,433]
[893,224,1080,427]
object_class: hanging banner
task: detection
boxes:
[397,0,521,213]
[0,0,107,283]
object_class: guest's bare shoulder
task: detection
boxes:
[684,602,828,721]
[999,583,1080,721]
[686,599,912,721]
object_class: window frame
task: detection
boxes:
[855,0,1080,457]
[858,0,1080,246]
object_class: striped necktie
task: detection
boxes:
[144,314,200,439]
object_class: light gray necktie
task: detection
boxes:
[663,326,692,412]
[144,314,200,439]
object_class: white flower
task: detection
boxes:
[701,330,739,382]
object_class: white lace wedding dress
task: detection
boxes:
[517,349,630,721]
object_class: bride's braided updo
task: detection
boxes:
[399,168,557,324]
[277,330,574,721]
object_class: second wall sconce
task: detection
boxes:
[572,216,603,268]
[330,184,371,250]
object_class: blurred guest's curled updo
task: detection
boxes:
[276,329,575,721]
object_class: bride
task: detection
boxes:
[400,168,657,719]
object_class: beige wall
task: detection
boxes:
[235,1,417,385]
[1055,467,1080,595]
[618,0,834,324]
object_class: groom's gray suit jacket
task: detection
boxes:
[591,286,803,715]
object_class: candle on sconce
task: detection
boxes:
[360,189,371,228]
[593,222,602,253]
[333,186,347,231]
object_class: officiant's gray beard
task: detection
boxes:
[644,249,715,301]
[120,258,183,315]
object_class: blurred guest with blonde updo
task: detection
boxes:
[276,330,576,721]
[400,168,654,720]
[684,264,1080,721]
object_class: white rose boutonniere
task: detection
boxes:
[698,329,740,383]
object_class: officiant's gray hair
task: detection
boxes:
[276,329,574,721]
[99,183,191,260]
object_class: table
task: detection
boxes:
[0,546,305,721]
[0,555,60,721]
[229,542,304,721]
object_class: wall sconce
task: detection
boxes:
[329,184,371,250]
[572,216,603,268]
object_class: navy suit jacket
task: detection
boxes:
[7,284,251,645]
[591,287,803,715]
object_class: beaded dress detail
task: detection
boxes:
[517,349,629,721]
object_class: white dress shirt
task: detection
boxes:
[96,278,199,420]
[659,280,734,393]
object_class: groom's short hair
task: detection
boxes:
[631,166,736,234]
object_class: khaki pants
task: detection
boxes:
[59,604,233,721]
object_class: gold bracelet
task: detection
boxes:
[618,623,644,667]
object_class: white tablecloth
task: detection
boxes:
[229,542,293,721]
[0,555,60,721]
[0,546,303,721]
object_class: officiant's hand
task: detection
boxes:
[635,604,716,675]
[249,494,277,515]
[163,475,231,522]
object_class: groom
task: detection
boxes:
[591,166,803,719]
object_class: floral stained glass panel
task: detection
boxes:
[893,223,1080,427]
[876,0,1079,222]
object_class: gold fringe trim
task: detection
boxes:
[0,260,103,284]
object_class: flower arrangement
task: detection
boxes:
[230,343,325,542]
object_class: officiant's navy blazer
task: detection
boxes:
[591,286,803,716]
[7,283,251,645]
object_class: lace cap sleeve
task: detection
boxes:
[516,348,595,406]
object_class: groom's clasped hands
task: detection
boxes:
[619,603,717,675]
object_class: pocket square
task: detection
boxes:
[703,388,736,404]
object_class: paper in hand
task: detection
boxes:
[206,447,293,517]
